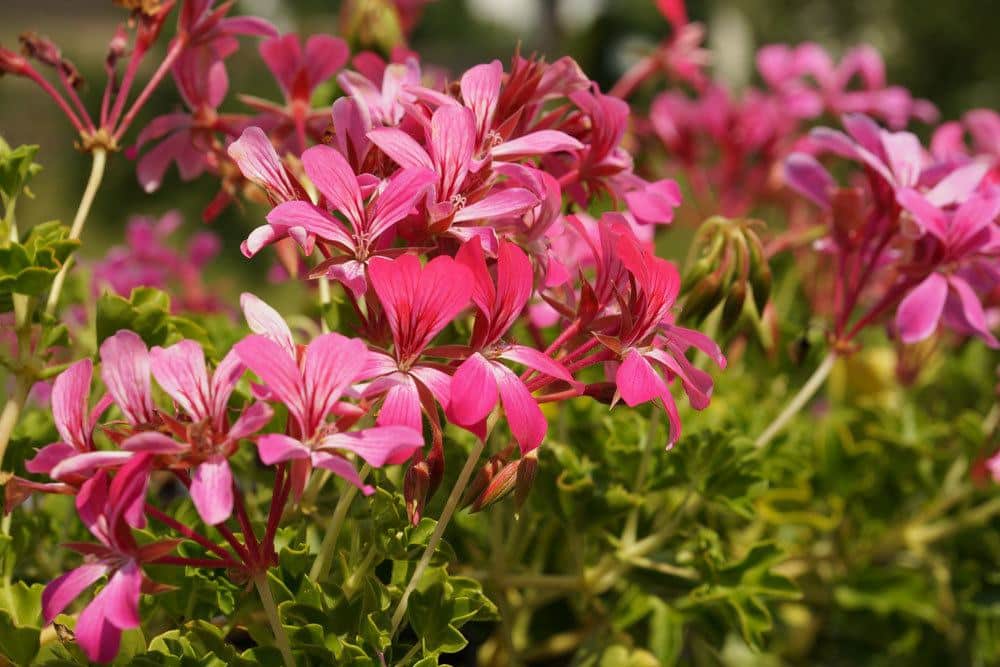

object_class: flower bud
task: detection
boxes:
[461,452,507,509]
[720,281,747,332]
[470,460,519,512]
[583,381,618,405]
[403,459,430,525]
[513,451,538,511]
[19,32,82,88]
[0,46,29,77]
[680,271,724,324]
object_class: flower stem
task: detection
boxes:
[45,148,107,317]
[308,464,369,582]
[252,571,295,667]
[390,437,486,636]
[753,351,837,449]
[0,378,31,471]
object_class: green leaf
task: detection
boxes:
[0,139,42,206]
[96,287,172,347]
[0,611,40,665]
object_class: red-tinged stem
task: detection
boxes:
[837,230,895,336]
[216,523,253,565]
[520,319,582,383]
[293,103,309,155]
[100,74,115,130]
[231,481,260,563]
[262,464,290,561]
[112,36,186,142]
[559,337,600,366]
[526,348,610,393]
[152,555,239,569]
[609,54,658,100]
[536,387,583,403]
[144,504,235,562]
[842,278,916,343]
[58,71,94,132]
[22,66,85,132]
[106,43,148,130]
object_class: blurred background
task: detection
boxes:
[1,0,998,296]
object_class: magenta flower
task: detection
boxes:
[448,240,577,451]
[246,33,350,153]
[338,56,421,128]
[109,340,271,525]
[363,254,473,432]
[25,360,117,478]
[368,104,547,240]
[262,143,435,295]
[894,189,1000,347]
[41,455,172,663]
[234,333,424,497]
[228,126,308,208]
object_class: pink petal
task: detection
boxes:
[947,275,1000,348]
[500,345,577,385]
[491,130,583,159]
[784,152,834,209]
[258,34,299,96]
[209,350,245,429]
[303,334,369,428]
[625,179,683,225]
[376,379,423,431]
[896,188,948,240]
[662,325,727,369]
[190,457,233,525]
[460,60,503,139]
[409,365,453,410]
[301,144,365,229]
[50,451,134,480]
[925,161,990,208]
[52,359,93,452]
[134,112,190,151]
[100,561,142,630]
[25,442,76,474]
[367,127,434,171]
[234,335,306,427]
[493,363,547,453]
[74,598,123,663]
[451,188,539,223]
[431,105,476,198]
[240,292,295,357]
[896,272,948,343]
[42,563,108,623]
[150,340,212,421]
[99,331,154,426]
[448,353,498,426]
[319,425,424,467]
[266,200,354,248]
[257,434,310,465]
[227,127,300,203]
[367,167,436,239]
[616,348,669,407]
[311,452,374,495]
[880,130,924,188]
[121,432,187,454]
[228,401,274,441]
[304,35,349,90]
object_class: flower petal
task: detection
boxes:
[149,340,212,421]
[896,272,948,343]
[256,434,311,465]
[448,353,498,426]
[240,292,295,357]
[301,144,365,228]
[42,563,108,623]
[52,359,93,452]
[190,457,234,525]
[493,363,547,453]
[319,425,424,467]
[99,331,154,426]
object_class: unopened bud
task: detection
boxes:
[680,271,723,324]
[461,453,507,509]
[19,32,82,88]
[720,281,747,332]
[403,460,430,525]
[583,381,618,405]
[471,460,519,512]
[0,46,29,76]
[513,451,538,511]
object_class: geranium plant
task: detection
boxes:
[0,1,997,665]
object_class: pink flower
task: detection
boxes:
[247,33,350,154]
[894,189,1000,347]
[234,332,424,497]
[363,254,472,432]
[42,455,173,663]
[448,240,577,451]
[228,125,308,208]
[367,104,548,240]
[115,340,272,525]
[25,360,117,478]
[264,143,435,295]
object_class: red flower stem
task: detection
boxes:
[112,35,186,142]
[57,70,94,132]
[144,504,235,562]
[837,229,895,336]
[842,278,916,343]
[526,348,609,393]
[152,555,239,569]
[520,319,582,383]
[22,66,85,132]
[216,523,253,565]
[536,387,583,403]
[559,337,600,365]
[262,464,289,559]
[231,481,260,563]
[106,43,148,130]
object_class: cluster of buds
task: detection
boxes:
[680,216,771,342]
[462,445,538,513]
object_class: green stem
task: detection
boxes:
[754,351,837,449]
[390,437,486,636]
[45,148,107,317]
[308,465,369,582]
[0,378,31,470]
[252,571,295,667]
